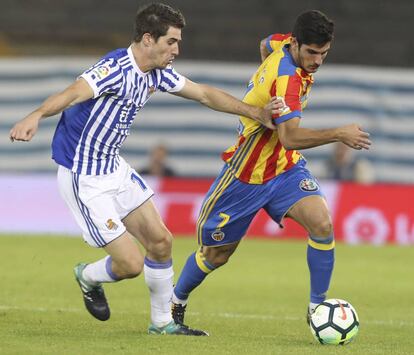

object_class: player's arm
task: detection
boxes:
[260,37,271,62]
[277,117,371,150]
[174,78,283,129]
[9,78,93,142]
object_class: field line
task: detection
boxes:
[1,305,413,327]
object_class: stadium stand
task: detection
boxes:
[0,0,412,66]
[1,58,413,183]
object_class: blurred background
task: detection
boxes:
[1,0,413,243]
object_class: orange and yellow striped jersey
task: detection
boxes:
[222,33,314,184]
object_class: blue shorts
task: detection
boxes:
[197,159,324,246]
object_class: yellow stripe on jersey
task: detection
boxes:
[233,132,266,178]
[308,238,336,251]
[250,131,279,183]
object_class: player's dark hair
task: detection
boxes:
[292,10,334,47]
[133,3,186,42]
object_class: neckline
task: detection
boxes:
[127,45,148,76]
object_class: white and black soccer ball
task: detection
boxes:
[309,299,359,345]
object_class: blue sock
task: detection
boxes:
[307,235,335,304]
[174,248,215,301]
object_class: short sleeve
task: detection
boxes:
[158,66,185,93]
[271,74,302,124]
[265,33,292,55]
[80,58,124,98]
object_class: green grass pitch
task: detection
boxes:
[1,235,413,354]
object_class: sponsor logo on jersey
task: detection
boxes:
[211,229,225,241]
[93,65,110,80]
[106,218,119,230]
[299,178,319,192]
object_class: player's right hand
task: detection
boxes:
[261,96,285,130]
[338,124,371,150]
[9,113,41,142]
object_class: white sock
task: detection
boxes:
[83,256,120,285]
[309,302,320,313]
[144,257,174,327]
[172,292,188,306]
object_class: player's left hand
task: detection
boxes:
[261,96,285,130]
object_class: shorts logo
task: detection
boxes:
[211,230,225,242]
[106,219,119,231]
[299,178,319,192]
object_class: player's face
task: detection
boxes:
[151,26,182,69]
[292,39,331,73]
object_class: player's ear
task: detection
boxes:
[290,37,299,50]
[142,33,153,47]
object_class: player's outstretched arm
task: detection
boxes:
[277,117,371,151]
[174,79,283,129]
[9,78,94,142]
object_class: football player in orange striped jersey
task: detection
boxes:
[172,10,371,330]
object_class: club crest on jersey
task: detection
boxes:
[299,178,319,192]
[106,218,119,231]
[92,65,110,80]
[211,229,225,242]
[148,86,156,94]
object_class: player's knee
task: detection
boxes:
[309,218,333,238]
[203,247,232,268]
[147,230,173,260]
[116,256,143,278]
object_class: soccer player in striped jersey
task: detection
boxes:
[172,10,371,330]
[9,3,282,336]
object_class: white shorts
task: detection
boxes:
[57,157,154,248]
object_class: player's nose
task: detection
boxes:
[171,43,179,56]
[315,55,323,66]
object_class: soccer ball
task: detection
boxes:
[309,299,359,345]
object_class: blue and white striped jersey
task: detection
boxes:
[52,46,185,175]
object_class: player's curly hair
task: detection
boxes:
[134,3,186,42]
[292,10,334,46]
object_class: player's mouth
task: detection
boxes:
[308,65,320,72]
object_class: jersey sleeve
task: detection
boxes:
[158,66,185,93]
[80,58,124,98]
[270,73,303,124]
[265,33,292,55]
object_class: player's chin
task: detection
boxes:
[156,63,168,69]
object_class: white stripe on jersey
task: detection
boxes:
[52,45,185,175]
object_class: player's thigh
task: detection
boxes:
[287,195,333,236]
[264,165,326,229]
[111,161,171,254]
[197,168,266,247]
[122,198,172,260]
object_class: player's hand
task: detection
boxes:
[9,112,41,142]
[260,96,285,130]
[338,124,371,150]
